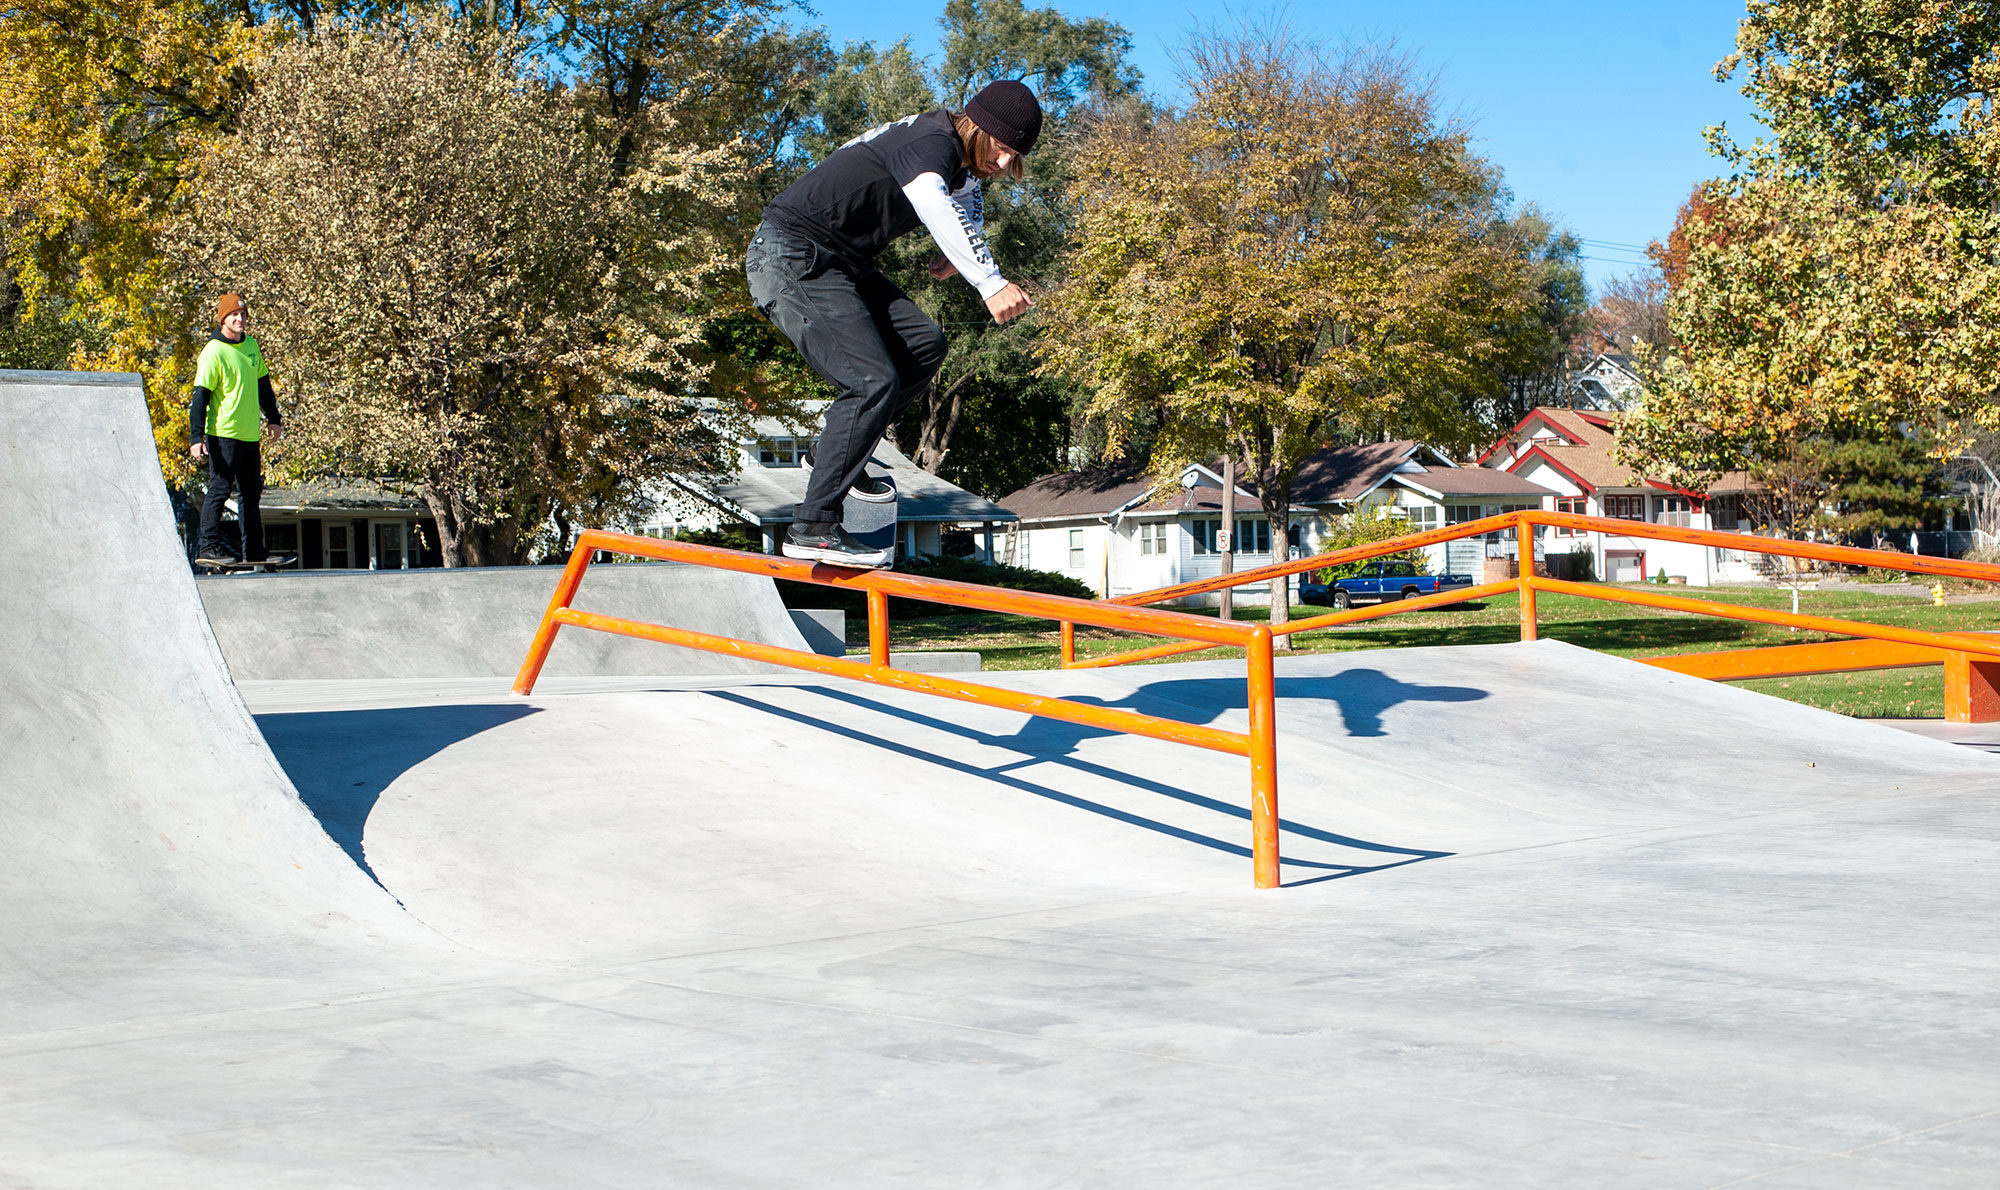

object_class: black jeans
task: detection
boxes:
[746,223,946,525]
[197,435,266,561]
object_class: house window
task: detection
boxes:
[1068,528,1085,570]
[1399,506,1439,531]
[1190,518,1271,555]
[1604,494,1646,520]
[1711,494,1740,530]
[1137,521,1166,556]
[1554,496,1587,537]
[1657,496,1692,527]
[758,436,807,467]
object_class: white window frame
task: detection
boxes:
[757,436,807,467]
[1137,521,1166,556]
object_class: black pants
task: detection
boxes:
[746,224,946,526]
[197,435,266,561]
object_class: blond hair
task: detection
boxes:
[951,111,1027,182]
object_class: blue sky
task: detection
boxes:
[782,0,1768,297]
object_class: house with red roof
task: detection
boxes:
[1480,407,1762,585]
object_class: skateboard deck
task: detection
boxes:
[194,555,296,573]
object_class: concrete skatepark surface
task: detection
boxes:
[6,371,2000,1186]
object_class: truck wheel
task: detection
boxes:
[1401,587,1422,601]
[1332,589,1351,610]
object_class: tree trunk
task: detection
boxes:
[1219,451,1235,621]
[423,487,466,568]
[1266,490,1293,652]
[910,374,970,474]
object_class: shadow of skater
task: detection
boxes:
[785,678,1458,883]
[991,669,1487,755]
[258,704,538,886]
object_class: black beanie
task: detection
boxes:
[965,80,1043,155]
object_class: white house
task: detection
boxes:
[997,459,1303,604]
[1571,352,1647,411]
[1479,406,1763,585]
[998,443,1559,603]
[647,417,1016,562]
[1285,440,1557,578]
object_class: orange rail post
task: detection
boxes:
[1516,516,1538,642]
[1246,624,1280,889]
[867,589,891,667]
[1946,652,2000,722]
[512,544,598,695]
[1060,620,1077,668]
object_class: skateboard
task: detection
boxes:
[193,554,296,574]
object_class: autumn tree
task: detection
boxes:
[1620,0,2000,487]
[0,0,266,480]
[1037,26,1532,630]
[181,15,739,565]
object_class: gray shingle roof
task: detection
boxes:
[260,481,426,514]
[1287,441,1423,503]
[1393,467,1557,499]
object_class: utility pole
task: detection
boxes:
[1219,435,1236,622]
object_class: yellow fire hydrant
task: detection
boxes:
[1933,583,1947,607]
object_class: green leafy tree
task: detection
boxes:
[1484,203,1589,433]
[180,15,738,564]
[1621,0,2000,487]
[1037,24,1532,634]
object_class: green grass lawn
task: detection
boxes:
[857,582,2000,719]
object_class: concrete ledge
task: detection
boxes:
[788,608,845,657]
[199,563,810,679]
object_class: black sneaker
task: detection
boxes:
[195,552,240,568]
[782,522,894,569]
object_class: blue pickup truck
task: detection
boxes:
[1299,561,1474,609]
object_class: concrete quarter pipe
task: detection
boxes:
[5,370,2000,1187]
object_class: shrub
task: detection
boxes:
[1565,542,1596,583]
[675,526,762,553]
[1310,512,1430,581]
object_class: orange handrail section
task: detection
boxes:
[513,529,1285,889]
[1066,510,2000,721]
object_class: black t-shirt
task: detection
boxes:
[764,110,968,268]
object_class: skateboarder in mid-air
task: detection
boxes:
[747,80,1042,569]
[190,292,291,569]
